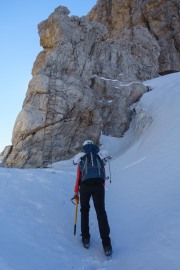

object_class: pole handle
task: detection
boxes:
[74,200,78,235]
[71,197,79,236]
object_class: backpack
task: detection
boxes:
[79,144,105,182]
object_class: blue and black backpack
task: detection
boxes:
[79,143,105,182]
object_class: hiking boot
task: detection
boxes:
[82,238,90,249]
[104,246,112,257]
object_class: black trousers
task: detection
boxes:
[80,182,111,247]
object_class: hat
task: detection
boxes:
[83,140,94,146]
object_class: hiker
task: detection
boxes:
[72,140,112,256]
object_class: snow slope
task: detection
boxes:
[0,72,180,270]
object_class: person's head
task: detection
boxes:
[82,140,99,153]
[83,140,94,147]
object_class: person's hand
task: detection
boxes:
[74,192,79,202]
[71,193,79,204]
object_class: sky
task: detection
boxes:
[0,73,180,269]
[0,0,97,153]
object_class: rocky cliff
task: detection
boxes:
[2,0,180,168]
[88,0,180,75]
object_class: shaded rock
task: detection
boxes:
[91,75,148,136]
[88,0,180,75]
[0,146,12,164]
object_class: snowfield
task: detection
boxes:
[0,72,180,270]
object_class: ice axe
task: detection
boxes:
[71,195,79,235]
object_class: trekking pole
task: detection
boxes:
[107,159,112,183]
[71,196,79,236]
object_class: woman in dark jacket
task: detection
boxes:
[73,140,112,256]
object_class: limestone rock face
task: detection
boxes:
[5,7,106,167]
[142,0,180,74]
[88,0,180,75]
[4,1,175,167]
[91,75,147,137]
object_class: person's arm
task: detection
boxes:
[73,152,85,165]
[98,150,111,164]
[74,164,81,194]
